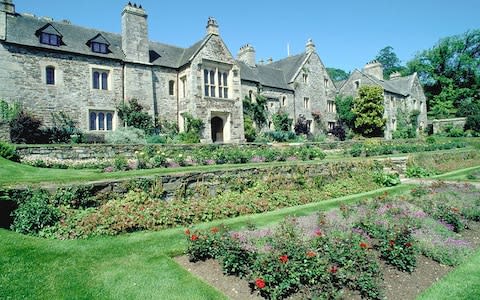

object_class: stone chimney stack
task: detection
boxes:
[237,44,256,67]
[206,17,219,35]
[389,71,402,80]
[0,0,14,41]
[306,38,316,54]
[122,2,149,63]
[0,0,14,14]
[363,60,384,80]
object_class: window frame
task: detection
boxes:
[303,97,310,109]
[89,110,114,131]
[92,68,110,90]
[40,32,60,46]
[45,66,55,85]
[91,42,108,54]
[203,67,230,99]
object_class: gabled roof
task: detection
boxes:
[5,13,207,69]
[87,34,110,46]
[7,13,125,59]
[268,53,309,83]
[354,69,415,96]
[237,61,291,91]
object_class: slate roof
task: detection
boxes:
[5,13,206,69]
[356,69,415,96]
[237,61,291,90]
[5,13,307,87]
[268,53,308,83]
[6,13,125,60]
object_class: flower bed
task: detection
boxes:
[185,182,479,299]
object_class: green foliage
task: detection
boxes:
[0,141,20,162]
[47,112,82,143]
[105,127,146,144]
[379,227,418,273]
[11,190,61,235]
[392,108,418,139]
[352,86,386,137]
[373,172,401,187]
[406,165,436,178]
[326,67,350,81]
[335,94,355,129]
[117,99,154,133]
[272,112,292,132]
[375,46,405,79]
[261,131,297,142]
[243,94,268,130]
[179,112,204,143]
[243,116,256,142]
[406,29,480,119]
[0,100,21,122]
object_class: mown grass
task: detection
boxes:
[418,248,480,300]
[433,165,480,182]
[0,185,409,299]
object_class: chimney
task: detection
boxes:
[363,59,384,80]
[237,44,256,67]
[0,0,14,14]
[122,2,149,63]
[305,38,316,54]
[267,57,273,64]
[389,71,402,80]
[206,17,219,35]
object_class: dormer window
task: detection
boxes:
[40,32,60,46]
[87,34,111,54]
[36,24,63,47]
[91,42,108,54]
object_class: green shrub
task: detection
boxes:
[9,110,47,144]
[406,165,436,178]
[11,190,60,235]
[350,143,363,157]
[46,112,82,143]
[105,127,146,144]
[0,141,20,161]
[379,226,418,272]
[373,172,400,187]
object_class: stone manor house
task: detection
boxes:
[0,1,426,142]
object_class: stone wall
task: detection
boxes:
[0,43,123,130]
[432,118,466,134]
[0,121,9,141]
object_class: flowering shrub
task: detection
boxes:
[379,226,418,272]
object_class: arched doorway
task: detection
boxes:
[211,116,224,143]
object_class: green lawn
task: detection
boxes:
[418,248,480,300]
[0,186,409,299]
[433,165,480,182]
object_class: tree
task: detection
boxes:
[335,94,355,129]
[406,30,480,119]
[352,86,386,137]
[326,68,350,82]
[294,114,309,135]
[117,99,154,134]
[375,46,405,79]
[272,112,291,132]
[243,93,268,130]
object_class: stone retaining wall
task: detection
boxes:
[0,122,9,141]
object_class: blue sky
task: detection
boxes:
[14,0,480,72]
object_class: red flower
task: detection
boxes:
[451,207,459,213]
[184,229,190,235]
[389,240,395,247]
[314,229,323,237]
[211,227,219,234]
[279,255,289,263]
[360,242,368,249]
[255,278,266,289]
[329,265,338,274]
[190,234,199,241]
[306,250,316,258]
[405,242,412,248]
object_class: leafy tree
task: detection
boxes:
[335,94,355,129]
[178,112,204,143]
[0,100,21,123]
[326,68,350,82]
[458,98,480,133]
[117,99,154,134]
[243,116,256,142]
[272,112,292,132]
[352,86,386,137]
[243,93,268,131]
[375,46,405,79]
[406,30,480,118]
